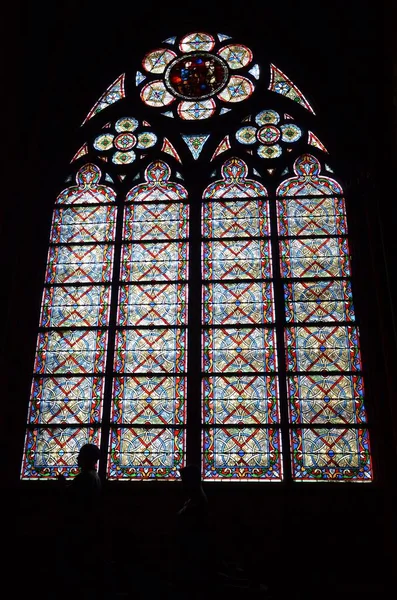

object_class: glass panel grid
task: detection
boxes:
[108,427,185,480]
[277,154,372,482]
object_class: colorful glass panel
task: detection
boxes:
[202,200,270,238]
[118,283,188,326]
[277,154,342,196]
[82,74,125,125]
[284,280,355,323]
[210,135,231,161]
[203,428,282,480]
[203,282,274,325]
[112,376,186,424]
[114,328,187,374]
[217,75,254,103]
[281,124,302,143]
[257,144,282,159]
[115,117,139,133]
[108,160,188,480]
[287,374,367,425]
[269,64,315,114]
[285,325,362,372]
[277,196,347,237]
[141,80,175,107]
[108,427,184,480]
[50,206,117,244]
[203,327,277,373]
[218,44,253,69]
[40,285,111,328]
[161,138,182,164]
[120,242,188,282]
[113,133,136,151]
[248,64,260,80]
[142,48,177,74]
[177,99,216,120]
[308,131,328,153]
[123,204,189,241]
[34,330,108,375]
[136,131,157,149]
[201,157,279,480]
[166,53,228,100]
[203,157,267,198]
[203,239,272,280]
[202,375,279,424]
[179,32,215,53]
[56,164,116,205]
[94,134,114,151]
[257,125,280,145]
[182,134,210,159]
[290,428,372,481]
[71,143,88,162]
[28,376,104,425]
[255,110,280,126]
[236,126,257,145]
[21,427,100,479]
[112,150,136,165]
[45,244,114,284]
[279,237,350,279]
[136,71,146,86]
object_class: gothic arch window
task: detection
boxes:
[21,31,373,482]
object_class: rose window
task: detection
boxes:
[137,32,259,120]
[92,117,158,165]
[235,110,303,159]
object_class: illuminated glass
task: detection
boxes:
[82,74,125,125]
[277,154,372,481]
[202,157,280,480]
[269,64,315,114]
[108,161,188,479]
[22,164,115,478]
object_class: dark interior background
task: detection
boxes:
[3,1,396,596]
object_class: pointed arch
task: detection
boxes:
[21,29,373,484]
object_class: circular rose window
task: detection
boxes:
[165,52,229,100]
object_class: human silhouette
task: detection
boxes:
[172,465,211,596]
[56,444,103,599]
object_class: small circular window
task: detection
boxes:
[165,52,229,100]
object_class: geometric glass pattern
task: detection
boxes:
[277,154,372,481]
[201,157,282,480]
[22,34,374,485]
[182,134,210,159]
[82,74,125,125]
[21,164,116,478]
[268,64,315,114]
[108,161,189,479]
[138,32,256,120]
[308,131,328,153]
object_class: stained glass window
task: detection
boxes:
[21,164,116,478]
[277,154,372,481]
[108,161,189,480]
[138,32,256,120]
[22,30,373,484]
[201,158,282,480]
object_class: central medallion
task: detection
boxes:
[165,52,229,100]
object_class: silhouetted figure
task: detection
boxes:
[178,464,208,522]
[56,444,103,599]
[67,443,102,504]
[173,465,210,596]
